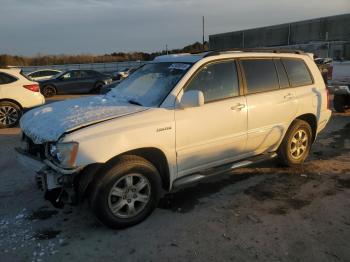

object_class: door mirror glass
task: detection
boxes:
[180,90,204,108]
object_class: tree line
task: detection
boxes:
[0,42,208,67]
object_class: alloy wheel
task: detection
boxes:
[290,129,308,159]
[108,173,151,219]
[0,105,19,127]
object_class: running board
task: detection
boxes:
[172,153,277,189]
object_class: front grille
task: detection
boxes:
[22,134,46,159]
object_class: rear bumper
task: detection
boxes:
[317,109,332,134]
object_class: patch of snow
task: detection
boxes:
[20,95,147,144]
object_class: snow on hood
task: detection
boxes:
[20,96,147,144]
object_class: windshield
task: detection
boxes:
[106,62,192,107]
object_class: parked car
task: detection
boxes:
[26,69,61,81]
[39,69,113,97]
[0,68,45,128]
[327,61,350,112]
[17,50,331,228]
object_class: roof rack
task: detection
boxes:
[200,48,305,57]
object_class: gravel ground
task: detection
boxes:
[0,99,349,262]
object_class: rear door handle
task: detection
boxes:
[284,93,294,99]
[231,103,246,111]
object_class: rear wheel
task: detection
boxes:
[277,119,312,167]
[89,155,162,229]
[42,85,57,98]
[92,82,104,94]
[0,101,22,128]
[333,94,345,113]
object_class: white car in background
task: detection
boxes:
[0,68,45,128]
[17,50,331,228]
[27,69,61,81]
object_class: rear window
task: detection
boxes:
[241,59,279,94]
[0,72,17,84]
[282,59,313,87]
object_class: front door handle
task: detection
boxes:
[284,93,294,99]
[231,103,246,111]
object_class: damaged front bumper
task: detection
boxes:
[15,148,79,207]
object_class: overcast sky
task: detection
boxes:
[0,0,349,55]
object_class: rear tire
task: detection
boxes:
[277,119,312,167]
[89,155,162,229]
[92,82,104,94]
[42,85,57,98]
[0,101,22,128]
[333,94,345,113]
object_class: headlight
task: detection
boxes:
[49,142,79,168]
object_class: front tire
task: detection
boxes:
[89,155,162,229]
[277,120,312,167]
[0,101,22,128]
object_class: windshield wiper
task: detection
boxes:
[128,99,143,106]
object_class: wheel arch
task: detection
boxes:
[78,147,171,201]
[42,83,57,91]
[119,147,171,191]
[294,113,317,142]
[0,98,23,110]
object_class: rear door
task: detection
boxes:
[175,60,248,177]
[240,58,298,154]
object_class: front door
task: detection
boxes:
[175,60,248,177]
[59,71,82,93]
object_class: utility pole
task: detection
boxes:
[202,16,205,48]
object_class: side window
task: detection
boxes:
[274,59,290,89]
[282,59,313,87]
[0,72,17,85]
[241,59,279,94]
[29,72,40,77]
[185,61,239,103]
[42,71,54,77]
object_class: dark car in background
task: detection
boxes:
[39,69,112,97]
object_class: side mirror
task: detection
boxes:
[180,90,204,109]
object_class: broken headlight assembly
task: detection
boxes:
[49,142,79,168]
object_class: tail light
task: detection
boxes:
[326,88,330,110]
[23,84,40,92]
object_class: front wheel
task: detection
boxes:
[277,119,312,167]
[89,155,162,229]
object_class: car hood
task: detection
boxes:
[20,96,147,144]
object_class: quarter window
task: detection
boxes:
[282,59,313,87]
[0,72,17,84]
[185,61,239,103]
[241,59,279,94]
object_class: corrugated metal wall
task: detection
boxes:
[209,13,350,58]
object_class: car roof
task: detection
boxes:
[154,49,313,63]
[29,69,61,72]
[0,68,22,75]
